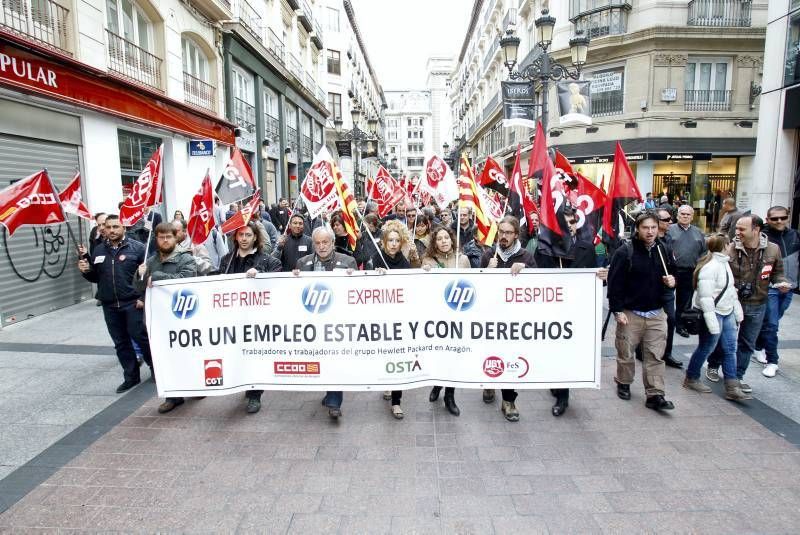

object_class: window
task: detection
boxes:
[181,36,208,81]
[589,68,624,116]
[106,0,152,51]
[118,130,161,191]
[786,13,800,86]
[327,93,342,120]
[327,7,340,31]
[388,130,398,140]
[231,66,253,104]
[264,87,279,141]
[388,119,398,128]
[407,157,424,167]
[327,50,341,75]
[390,146,396,154]
[570,1,630,39]
[685,58,731,110]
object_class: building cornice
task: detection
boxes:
[343,0,385,102]
[458,0,484,63]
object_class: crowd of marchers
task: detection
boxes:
[76,192,798,423]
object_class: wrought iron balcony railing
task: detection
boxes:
[267,27,285,64]
[183,71,216,112]
[684,89,733,111]
[234,97,256,132]
[237,0,262,42]
[592,91,624,117]
[1,0,70,54]
[687,0,751,27]
[106,29,162,90]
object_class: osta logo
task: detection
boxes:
[204,359,223,386]
[444,279,476,312]
[302,283,332,313]
[483,356,505,378]
[274,361,320,375]
[172,289,198,319]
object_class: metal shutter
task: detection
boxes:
[0,133,92,326]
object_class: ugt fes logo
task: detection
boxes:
[444,280,476,312]
[302,283,332,314]
[204,359,223,386]
[172,289,198,319]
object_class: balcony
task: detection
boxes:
[483,39,499,73]
[569,1,631,39]
[482,93,500,123]
[1,0,70,54]
[264,113,279,141]
[315,84,325,104]
[233,97,256,132]
[684,89,732,111]
[106,30,162,90]
[236,0,262,43]
[296,0,313,32]
[183,71,216,112]
[305,70,314,91]
[687,0,751,27]
[301,134,312,159]
[502,7,517,32]
[267,27,285,64]
[187,0,231,21]
[591,91,624,117]
[285,0,299,9]
[287,125,298,154]
[288,53,303,84]
[311,16,323,49]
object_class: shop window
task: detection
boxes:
[589,68,624,116]
[118,130,161,195]
[786,13,800,87]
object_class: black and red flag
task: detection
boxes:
[602,142,643,245]
[507,144,538,231]
[478,156,509,196]
[554,151,607,244]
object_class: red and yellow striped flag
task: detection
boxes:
[332,163,359,250]
[458,156,498,246]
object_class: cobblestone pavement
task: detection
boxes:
[1,301,799,533]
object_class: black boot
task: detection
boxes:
[552,398,568,417]
[645,395,675,411]
[663,355,684,369]
[617,383,631,400]
[429,386,442,402]
[444,392,460,416]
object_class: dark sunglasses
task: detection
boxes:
[658,217,672,222]
[769,216,789,222]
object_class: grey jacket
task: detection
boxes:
[666,223,706,269]
[296,252,357,272]
[133,249,197,293]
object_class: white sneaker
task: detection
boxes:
[763,363,779,378]
[753,350,768,365]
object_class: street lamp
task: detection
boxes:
[500,8,590,131]
[338,103,379,197]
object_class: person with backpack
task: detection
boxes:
[683,234,749,400]
[607,212,677,411]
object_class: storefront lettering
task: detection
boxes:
[0,52,58,88]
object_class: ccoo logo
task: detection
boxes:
[302,283,332,313]
[172,289,198,319]
[444,279,476,311]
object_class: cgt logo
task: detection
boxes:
[172,289,198,319]
[274,361,320,375]
[483,356,530,379]
[302,283,332,313]
[444,280,476,311]
[204,359,223,386]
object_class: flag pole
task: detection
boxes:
[455,156,462,271]
[43,169,81,256]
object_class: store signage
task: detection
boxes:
[0,39,235,144]
[188,139,214,156]
[501,81,537,129]
[569,153,646,164]
[650,153,712,161]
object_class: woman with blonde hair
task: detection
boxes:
[372,219,414,419]
[421,225,470,416]
[684,234,750,400]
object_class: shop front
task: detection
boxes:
[0,33,235,325]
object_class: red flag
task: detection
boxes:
[368,166,405,218]
[478,156,508,188]
[602,142,643,241]
[574,173,607,240]
[119,144,163,226]
[215,147,256,205]
[508,144,539,232]
[221,189,261,234]
[458,157,498,245]
[553,151,574,176]
[58,172,92,220]
[419,157,458,207]
[0,170,66,236]
[188,172,215,245]
[332,163,359,250]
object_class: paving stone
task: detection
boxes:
[491,514,548,534]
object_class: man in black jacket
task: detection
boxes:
[78,214,153,393]
[535,209,608,417]
[608,212,677,411]
[480,216,537,422]
[273,213,313,271]
[269,197,291,233]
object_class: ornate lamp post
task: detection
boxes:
[335,102,379,196]
[499,8,590,131]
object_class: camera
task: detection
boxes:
[736,282,754,300]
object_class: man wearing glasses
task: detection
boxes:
[753,206,799,378]
[667,206,707,340]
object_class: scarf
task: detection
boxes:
[497,240,522,263]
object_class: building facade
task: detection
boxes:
[752,0,800,225]
[323,0,386,198]
[450,0,767,232]
[223,0,328,205]
[385,90,433,178]
[426,56,454,155]
[0,0,239,324]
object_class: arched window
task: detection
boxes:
[105,0,160,89]
[106,0,152,52]
[182,36,208,81]
[182,35,214,111]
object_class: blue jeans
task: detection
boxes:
[687,313,738,380]
[735,303,767,380]
[756,289,794,364]
[324,391,343,408]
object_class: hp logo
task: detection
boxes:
[171,289,198,319]
[302,283,332,314]
[444,280,476,312]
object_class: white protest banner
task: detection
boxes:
[145,269,603,398]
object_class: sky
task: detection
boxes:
[348,0,473,90]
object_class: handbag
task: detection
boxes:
[682,270,729,336]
